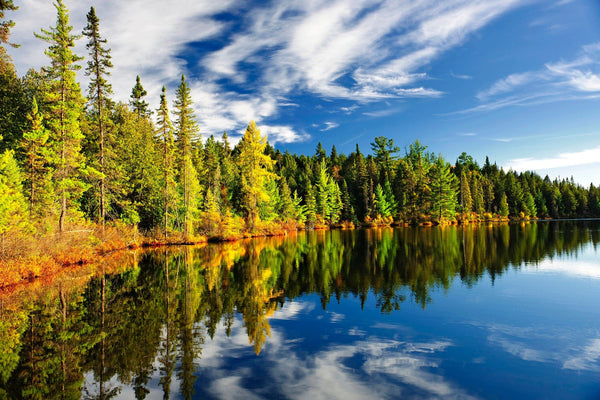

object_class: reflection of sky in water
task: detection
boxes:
[79,231,600,400]
[119,243,600,400]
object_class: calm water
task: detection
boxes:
[2,221,600,399]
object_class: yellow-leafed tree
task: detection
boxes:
[236,121,276,231]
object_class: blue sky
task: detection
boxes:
[7,0,600,185]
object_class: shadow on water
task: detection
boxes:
[0,220,599,399]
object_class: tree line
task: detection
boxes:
[1,1,599,251]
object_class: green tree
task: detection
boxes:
[374,183,393,218]
[35,0,87,233]
[524,192,537,218]
[429,155,457,222]
[173,74,202,239]
[156,85,176,239]
[0,0,18,65]
[371,136,400,182]
[130,75,150,118]
[0,150,30,257]
[83,6,113,226]
[460,170,472,215]
[20,96,52,217]
[499,192,509,218]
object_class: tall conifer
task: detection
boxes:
[35,0,86,233]
[173,74,201,239]
[83,6,113,226]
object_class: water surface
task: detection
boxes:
[2,221,600,399]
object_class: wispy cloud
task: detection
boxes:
[505,145,600,171]
[463,42,600,113]
[9,0,529,143]
[363,106,404,118]
[320,122,340,131]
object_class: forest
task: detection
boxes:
[1,1,600,263]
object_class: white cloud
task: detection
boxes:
[505,145,600,171]
[466,42,600,112]
[563,338,600,372]
[8,0,530,143]
[320,122,339,131]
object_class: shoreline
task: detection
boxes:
[2,217,598,291]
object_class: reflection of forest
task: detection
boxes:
[1,221,598,399]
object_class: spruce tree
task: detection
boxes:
[130,75,150,118]
[0,150,30,257]
[20,97,52,217]
[83,6,113,226]
[35,0,86,233]
[460,170,472,215]
[429,155,457,221]
[156,85,176,239]
[173,74,201,239]
[0,0,18,66]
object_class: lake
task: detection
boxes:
[1,221,600,399]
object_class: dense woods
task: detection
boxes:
[1,2,600,260]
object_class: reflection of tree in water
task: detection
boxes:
[1,221,599,398]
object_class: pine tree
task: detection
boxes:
[304,181,316,228]
[499,192,509,218]
[83,6,113,226]
[374,183,393,218]
[130,75,150,118]
[237,121,277,230]
[0,150,31,257]
[156,85,176,239]
[524,192,537,217]
[0,0,18,66]
[20,97,52,217]
[460,170,472,215]
[35,0,86,233]
[173,74,201,239]
[429,155,457,222]
[315,160,332,221]
[278,177,296,221]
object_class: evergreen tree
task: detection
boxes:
[471,172,485,215]
[278,177,296,221]
[499,193,509,218]
[304,181,317,228]
[315,160,332,222]
[130,75,150,118]
[20,97,52,217]
[156,85,176,239]
[0,0,18,66]
[173,74,201,239]
[83,6,113,226]
[0,150,31,257]
[35,0,87,233]
[429,155,458,221]
[460,170,472,215]
[374,184,393,218]
[524,192,537,217]
[371,136,400,182]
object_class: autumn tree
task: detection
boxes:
[236,121,277,230]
